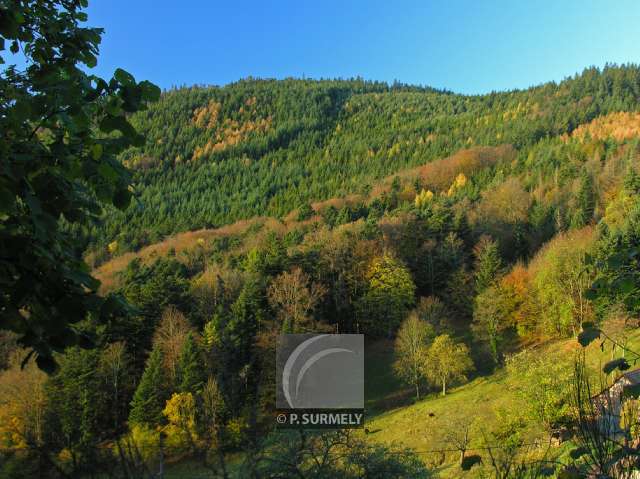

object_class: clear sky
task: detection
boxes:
[84,0,640,95]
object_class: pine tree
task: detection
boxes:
[473,237,502,293]
[129,347,167,427]
[336,206,351,226]
[391,175,402,193]
[572,172,595,228]
[178,333,205,394]
[297,203,314,221]
[624,166,640,194]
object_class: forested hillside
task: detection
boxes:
[83,66,640,261]
[6,62,640,478]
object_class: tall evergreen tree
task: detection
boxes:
[46,348,105,461]
[473,237,502,293]
[178,333,205,394]
[129,347,167,427]
[624,166,640,194]
[572,172,595,228]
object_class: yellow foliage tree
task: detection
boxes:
[163,392,198,452]
[0,352,47,448]
[414,189,434,208]
[447,173,468,196]
[107,240,118,255]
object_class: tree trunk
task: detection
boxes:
[416,383,420,400]
[442,378,446,396]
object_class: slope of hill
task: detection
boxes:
[364,330,640,478]
[6,64,640,478]
[82,65,640,262]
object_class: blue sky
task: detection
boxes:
[83,0,640,94]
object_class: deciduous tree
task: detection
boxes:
[394,312,434,400]
[0,0,159,370]
[357,254,416,337]
[267,267,326,332]
[153,306,191,385]
[422,334,473,396]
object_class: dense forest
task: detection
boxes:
[81,65,640,260]
[4,3,640,475]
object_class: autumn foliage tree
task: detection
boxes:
[530,228,596,336]
[394,312,434,400]
[152,306,192,385]
[357,254,416,337]
[0,352,47,448]
[422,334,474,396]
[267,267,327,332]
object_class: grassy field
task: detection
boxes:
[360,329,640,477]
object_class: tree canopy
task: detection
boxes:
[0,0,160,370]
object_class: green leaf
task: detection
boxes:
[36,354,58,374]
[76,333,94,349]
[608,253,625,269]
[557,469,582,479]
[100,294,134,318]
[616,278,637,294]
[539,466,556,477]
[11,98,31,122]
[577,327,600,347]
[460,455,481,471]
[113,187,131,210]
[97,161,119,182]
[91,143,103,160]
[569,446,588,459]
[54,297,87,324]
[139,80,161,102]
[603,358,630,375]
[3,306,27,333]
[114,68,135,86]
[584,288,598,301]
[20,350,35,369]
[99,115,137,138]
[67,269,100,291]
[84,52,97,68]
[623,383,640,400]
[50,330,79,350]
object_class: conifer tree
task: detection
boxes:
[624,166,640,194]
[473,237,502,293]
[178,333,205,394]
[572,172,595,228]
[297,203,314,221]
[129,347,167,427]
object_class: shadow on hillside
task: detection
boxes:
[365,339,419,416]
